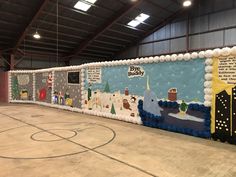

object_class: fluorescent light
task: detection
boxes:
[128,20,140,27]
[183,0,192,7]
[135,13,150,22]
[127,13,150,27]
[74,0,97,12]
[33,31,41,39]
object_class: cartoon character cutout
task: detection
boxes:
[47,72,52,89]
[143,76,163,116]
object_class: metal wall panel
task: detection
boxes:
[170,37,186,53]
[190,16,209,34]
[139,43,153,56]
[171,21,187,37]
[116,0,236,59]
[154,24,171,41]
[213,0,234,12]
[189,31,224,49]
[225,28,236,46]
[17,59,65,69]
[153,40,170,55]
[209,9,236,30]
[141,33,154,43]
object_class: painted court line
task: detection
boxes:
[0,112,158,177]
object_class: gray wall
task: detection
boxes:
[16,59,65,69]
[117,0,236,59]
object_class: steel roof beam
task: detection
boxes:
[114,9,184,57]
[25,35,78,45]
[23,40,74,49]
[88,45,120,52]
[67,0,143,58]
[93,40,125,47]
[80,52,110,58]
[48,1,106,22]
[30,27,84,40]
[83,49,114,55]
[13,0,51,54]
[41,11,97,28]
[36,20,91,34]
[107,29,139,38]
[101,34,132,43]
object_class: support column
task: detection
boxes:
[10,54,15,70]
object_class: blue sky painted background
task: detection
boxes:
[87,59,205,102]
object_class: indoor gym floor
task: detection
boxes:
[0,103,236,177]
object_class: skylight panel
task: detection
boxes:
[135,13,150,22]
[127,20,140,27]
[74,0,97,12]
[127,13,150,28]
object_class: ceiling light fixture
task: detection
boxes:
[33,31,41,39]
[183,0,192,7]
[74,0,97,12]
[127,13,150,28]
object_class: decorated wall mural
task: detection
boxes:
[8,46,236,144]
[211,55,236,143]
[35,72,52,103]
[11,73,33,101]
[84,59,211,138]
[54,71,81,108]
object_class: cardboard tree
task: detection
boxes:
[110,103,116,115]
[180,100,188,112]
[104,81,110,93]
[12,76,20,100]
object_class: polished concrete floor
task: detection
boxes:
[0,103,236,177]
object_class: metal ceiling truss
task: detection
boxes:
[66,0,144,59]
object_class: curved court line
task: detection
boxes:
[0,113,157,177]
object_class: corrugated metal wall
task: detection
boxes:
[117,0,236,59]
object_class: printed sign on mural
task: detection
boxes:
[218,56,236,84]
[128,65,145,78]
[87,67,102,83]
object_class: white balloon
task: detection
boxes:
[160,55,165,61]
[191,52,198,59]
[204,101,212,107]
[204,95,212,101]
[205,58,213,65]
[205,73,213,81]
[199,51,205,58]
[204,81,212,88]
[184,53,191,61]
[212,48,221,57]
[205,50,213,58]
[205,66,213,73]
[160,56,165,62]
[171,54,177,61]
[149,56,154,60]
[222,47,231,56]
[231,46,236,56]
[165,55,171,61]
[177,54,184,61]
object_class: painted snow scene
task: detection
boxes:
[84,59,209,134]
